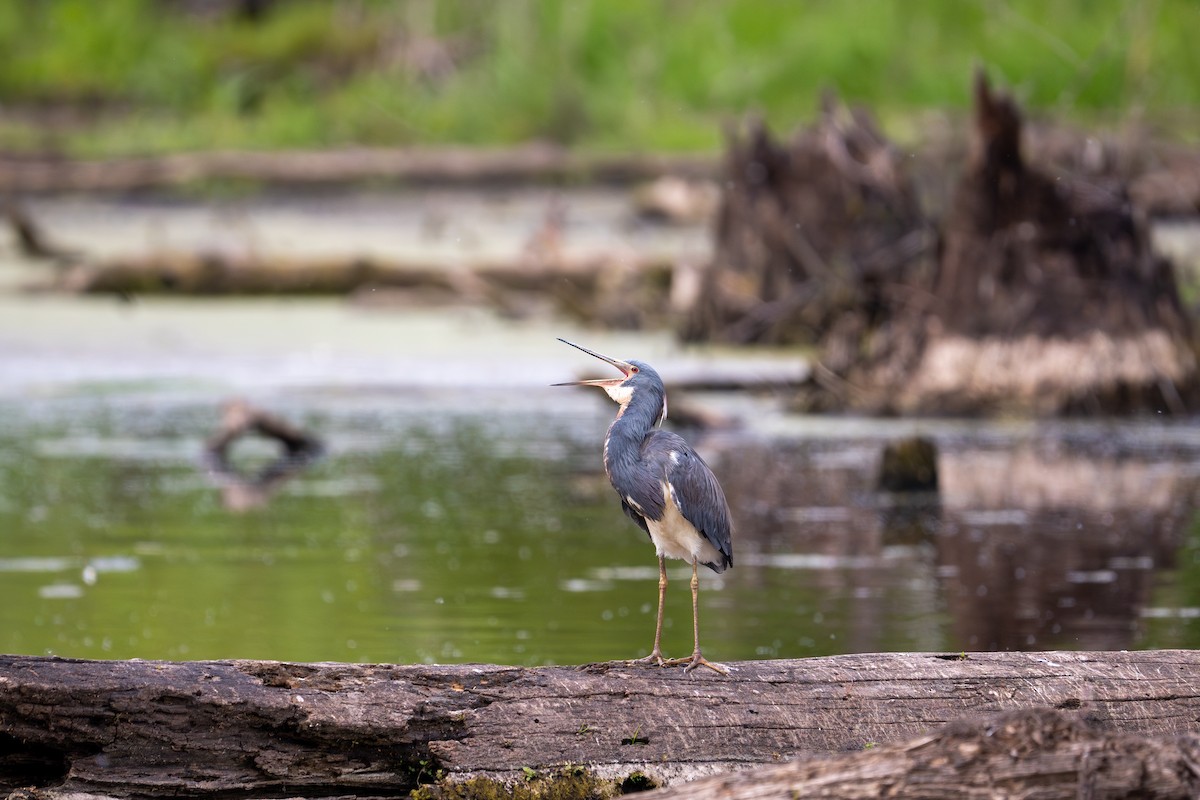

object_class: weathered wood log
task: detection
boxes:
[644,708,1200,799]
[0,147,715,194]
[49,251,453,295]
[4,651,1200,799]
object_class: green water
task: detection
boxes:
[3,390,1200,665]
[0,392,810,664]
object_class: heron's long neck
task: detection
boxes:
[603,391,663,477]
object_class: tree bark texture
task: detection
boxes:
[4,650,1200,798]
[643,708,1200,800]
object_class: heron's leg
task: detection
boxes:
[630,555,668,666]
[666,560,728,675]
[651,554,668,658]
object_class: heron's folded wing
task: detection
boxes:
[663,444,733,567]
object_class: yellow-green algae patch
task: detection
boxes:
[410,765,660,799]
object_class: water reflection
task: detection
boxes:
[713,438,947,654]
[937,442,1195,651]
[1,393,1198,664]
[709,429,1200,655]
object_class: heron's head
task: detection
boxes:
[554,338,667,419]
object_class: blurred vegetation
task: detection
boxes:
[0,0,1197,156]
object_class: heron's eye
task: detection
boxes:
[630,366,639,373]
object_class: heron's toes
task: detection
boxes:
[628,652,668,668]
[672,653,729,675]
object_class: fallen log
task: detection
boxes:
[42,250,677,328]
[644,708,1200,799]
[3,651,1200,799]
[0,147,715,194]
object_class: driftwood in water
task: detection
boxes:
[0,146,714,193]
[202,399,324,512]
[205,398,323,461]
[3,651,1200,798]
[682,96,932,349]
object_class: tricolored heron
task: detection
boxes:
[555,338,733,674]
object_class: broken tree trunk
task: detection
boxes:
[4,651,1200,799]
[681,94,933,350]
[1,199,76,262]
[690,72,1198,416]
[853,71,1198,415]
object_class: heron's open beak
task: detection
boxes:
[553,338,634,387]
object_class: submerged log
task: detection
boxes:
[204,398,323,461]
[3,651,1200,799]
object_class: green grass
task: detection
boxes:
[1,0,1198,156]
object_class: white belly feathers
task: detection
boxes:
[646,479,723,566]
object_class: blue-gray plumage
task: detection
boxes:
[555,338,733,674]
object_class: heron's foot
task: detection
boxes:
[628,650,668,667]
[664,652,729,675]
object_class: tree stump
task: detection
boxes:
[691,71,1198,415]
[884,71,1196,415]
[681,95,932,351]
